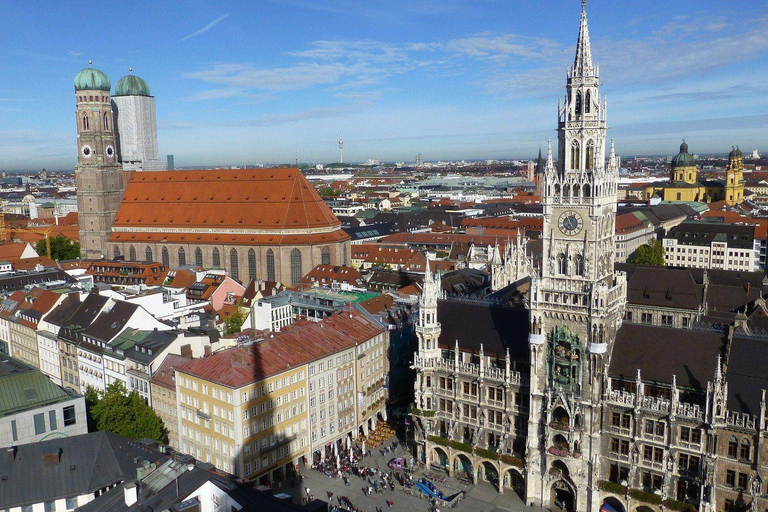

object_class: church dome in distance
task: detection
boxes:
[74,63,111,92]
[671,140,696,168]
[114,70,151,97]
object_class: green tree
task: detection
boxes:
[631,239,665,266]
[88,381,168,443]
[224,304,246,335]
[36,235,80,260]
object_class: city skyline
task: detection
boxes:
[0,0,766,169]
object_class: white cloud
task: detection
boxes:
[181,13,231,42]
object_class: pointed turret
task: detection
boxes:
[573,0,595,77]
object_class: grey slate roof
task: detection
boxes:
[725,333,768,415]
[0,431,160,509]
[610,323,726,389]
[437,299,529,361]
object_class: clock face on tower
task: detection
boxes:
[106,145,115,158]
[559,210,583,236]
[81,145,93,159]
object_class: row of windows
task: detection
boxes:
[121,246,330,284]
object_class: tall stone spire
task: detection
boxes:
[573,0,595,77]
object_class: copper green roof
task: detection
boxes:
[74,65,111,92]
[671,140,696,168]
[0,358,77,417]
[114,73,151,97]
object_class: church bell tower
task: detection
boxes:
[524,2,627,509]
[74,63,124,259]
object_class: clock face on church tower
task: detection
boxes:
[559,210,583,236]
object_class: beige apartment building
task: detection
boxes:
[175,306,386,484]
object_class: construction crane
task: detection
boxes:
[16,225,54,259]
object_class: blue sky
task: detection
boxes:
[0,0,766,169]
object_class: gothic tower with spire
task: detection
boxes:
[524,2,626,508]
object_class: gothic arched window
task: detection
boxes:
[161,247,169,267]
[145,246,152,263]
[575,92,582,115]
[321,246,331,265]
[290,248,302,286]
[248,249,257,281]
[583,184,591,198]
[557,253,567,275]
[266,249,276,282]
[195,247,203,267]
[178,247,186,267]
[571,142,580,171]
[103,113,109,130]
[82,115,89,131]
[128,246,136,262]
[574,255,584,276]
[113,246,120,259]
[230,249,239,281]
[585,91,591,113]
[212,248,220,268]
[586,141,595,170]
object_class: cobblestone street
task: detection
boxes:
[280,435,542,512]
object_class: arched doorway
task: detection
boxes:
[431,447,449,469]
[600,496,626,512]
[503,468,526,501]
[454,454,473,480]
[551,479,575,512]
[480,461,499,490]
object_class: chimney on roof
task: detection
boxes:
[180,345,192,358]
[124,482,138,507]
[234,352,245,364]
[204,345,212,356]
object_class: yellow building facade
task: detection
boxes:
[643,142,744,205]
[175,362,309,484]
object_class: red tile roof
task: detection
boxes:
[109,168,349,246]
[298,265,364,289]
[615,213,648,234]
[150,354,192,390]
[175,307,385,388]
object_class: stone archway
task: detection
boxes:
[479,460,499,490]
[430,446,449,470]
[453,453,473,480]
[551,479,575,512]
[502,467,526,501]
[600,496,626,512]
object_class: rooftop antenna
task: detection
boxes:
[339,130,344,165]
[295,150,299,167]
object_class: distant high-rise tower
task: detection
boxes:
[166,154,174,170]
[112,70,165,171]
[74,63,124,259]
[339,131,344,164]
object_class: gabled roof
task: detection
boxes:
[0,431,160,510]
[83,301,141,343]
[176,307,384,388]
[110,169,348,245]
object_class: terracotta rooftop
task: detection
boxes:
[150,354,192,390]
[298,264,364,289]
[175,307,384,388]
[110,168,349,246]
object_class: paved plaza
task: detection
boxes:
[279,435,545,512]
